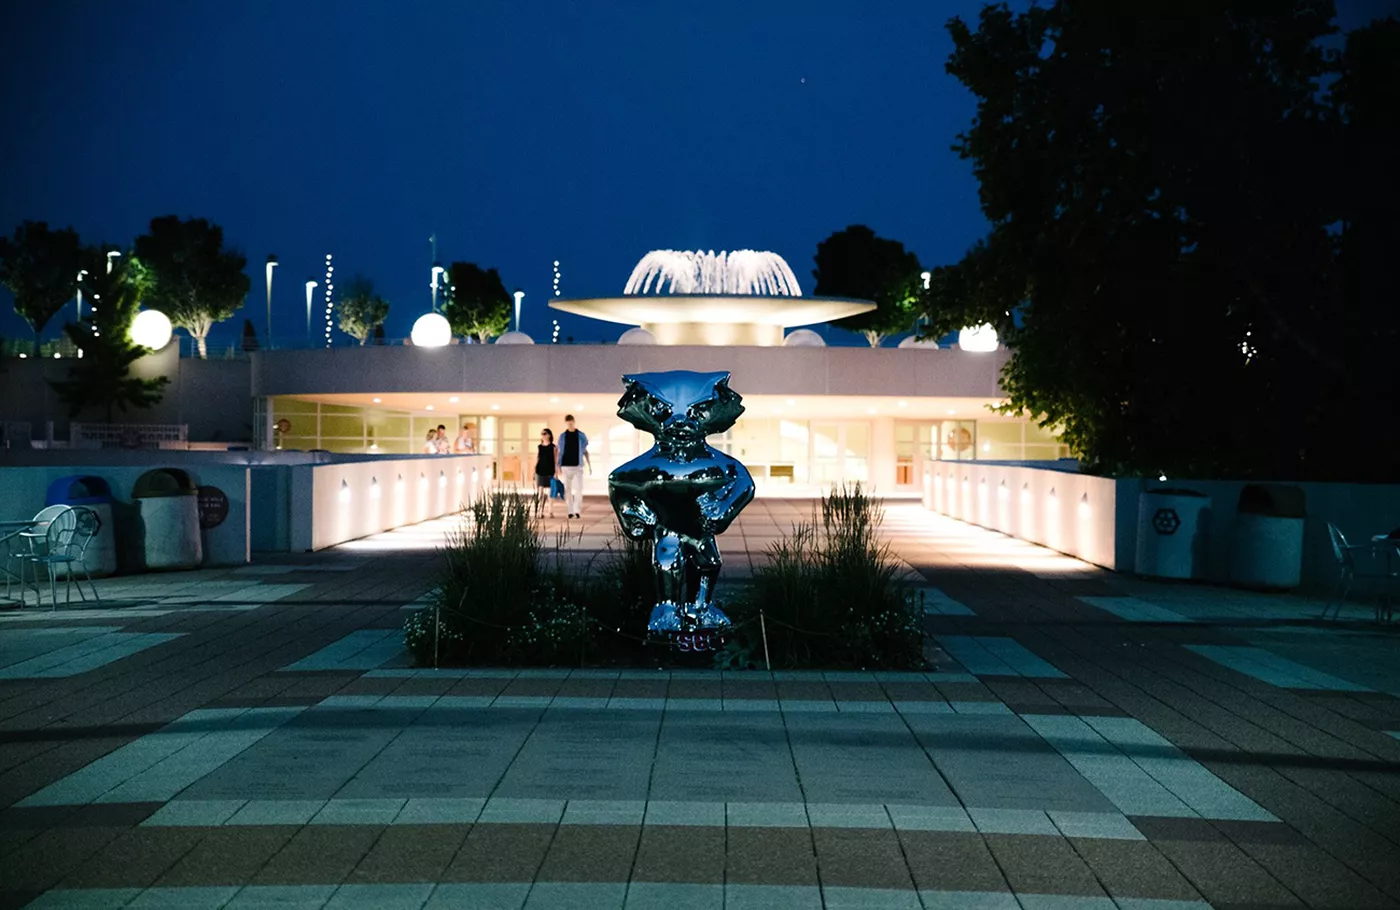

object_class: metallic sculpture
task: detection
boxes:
[608,370,755,635]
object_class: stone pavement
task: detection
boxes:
[1,498,1398,909]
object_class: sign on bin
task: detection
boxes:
[1152,508,1181,535]
[197,486,229,529]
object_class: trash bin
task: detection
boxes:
[44,475,118,578]
[1230,484,1305,589]
[1136,488,1210,579]
[132,468,203,570]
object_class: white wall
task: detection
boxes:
[924,461,1129,570]
[296,454,490,550]
[923,463,1400,591]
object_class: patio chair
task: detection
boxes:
[1323,522,1391,621]
[5,504,70,605]
[25,506,102,610]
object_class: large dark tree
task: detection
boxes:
[50,251,168,422]
[134,215,250,359]
[813,225,923,347]
[923,1,1396,481]
[0,221,82,350]
[443,261,510,343]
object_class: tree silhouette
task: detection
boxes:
[337,275,390,345]
[0,221,82,350]
[134,215,249,359]
[444,261,510,343]
[813,226,922,347]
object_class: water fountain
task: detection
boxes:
[550,249,873,346]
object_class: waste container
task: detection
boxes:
[1230,484,1305,589]
[44,475,117,578]
[1135,488,1210,579]
[132,468,203,570]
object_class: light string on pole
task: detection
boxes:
[323,254,334,347]
[552,260,561,297]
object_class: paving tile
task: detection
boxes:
[725,826,817,886]
[561,800,647,826]
[806,803,892,829]
[726,801,809,828]
[155,827,298,888]
[61,827,207,889]
[311,799,406,826]
[324,883,434,909]
[524,882,629,908]
[536,825,641,882]
[810,828,916,889]
[886,805,974,833]
[424,883,529,909]
[227,801,327,827]
[129,886,243,908]
[983,834,1108,897]
[440,824,556,883]
[1068,839,1207,904]
[223,884,338,909]
[631,826,725,884]
[820,887,922,909]
[24,889,144,909]
[916,892,1020,910]
[968,808,1057,836]
[623,881,723,909]
[723,883,822,909]
[1047,810,1144,841]
[346,825,469,884]
[478,798,565,824]
[644,801,725,827]
[142,800,247,827]
[253,827,382,885]
[392,799,483,825]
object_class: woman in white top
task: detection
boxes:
[423,429,439,454]
[454,424,476,454]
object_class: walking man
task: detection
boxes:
[557,414,590,519]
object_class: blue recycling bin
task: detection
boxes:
[44,475,117,577]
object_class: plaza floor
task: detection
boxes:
[1,499,1398,909]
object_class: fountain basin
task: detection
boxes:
[549,294,875,346]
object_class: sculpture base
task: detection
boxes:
[647,600,732,634]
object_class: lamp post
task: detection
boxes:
[75,269,89,320]
[513,289,524,333]
[921,270,931,291]
[106,250,121,274]
[265,254,278,348]
[431,262,445,312]
[305,279,317,341]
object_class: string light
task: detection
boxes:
[552,260,561,297]
[551,319,561,344]
[323,254,334,347]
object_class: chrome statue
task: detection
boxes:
[608,370,755,635]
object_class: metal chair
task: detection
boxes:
[7,505,69,606]
[1323,523,1391,621]
[25,506,102,610]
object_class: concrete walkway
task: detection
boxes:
[1,499,1398,909]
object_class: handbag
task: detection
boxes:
[550,476,564,499]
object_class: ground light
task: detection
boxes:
[130,309,173,350]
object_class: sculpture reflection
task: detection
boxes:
[608,370,755,634]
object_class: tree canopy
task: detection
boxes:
[0,220,82,347]
[813,225,923,347]
[922,1,1399,481]
[49,251,168,421]
[337,275,390,345]
[134,215,249,358]
[444,261,510,343]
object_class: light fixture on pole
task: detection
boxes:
[323,254,335,348]
[75,269,89,320]
[305,279,317,340]
[106,250,121,274]
[921,271,931,290]
[513,289,524,333]
[265,254,278,347]
[431,262,445,312]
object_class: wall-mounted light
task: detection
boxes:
[439,471,447,489]
[338,479,351,504]
[370,477,381,499]
[998,480,1009,501]
[1078,493,1091,520]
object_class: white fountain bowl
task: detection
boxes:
[494,331,535,345]
[898,335,940,350]
[783,329,826,347]
[617,327,657,345]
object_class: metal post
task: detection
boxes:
[759,610,772,671]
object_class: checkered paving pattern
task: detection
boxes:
[2,499,1399,909]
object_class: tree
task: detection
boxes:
[134,215,250,359]
[444,261,510,343]
[923,1,1388,480]
[336,275,390,344]
[813,225,923,347]
[0,221,82,350]
[49,252,168,422]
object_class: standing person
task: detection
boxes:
[454,423,476,454]
[423,429,438,454]
[435,425,450,454]
[534,428,557,518]
[557,414,590,519]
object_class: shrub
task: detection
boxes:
[733,483,924,669]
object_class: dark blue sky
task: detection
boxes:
[2,0,1393,349]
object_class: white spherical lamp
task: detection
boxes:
[898,335,939,350]
[494,331,535,345]
[957,324,999,352]
[783,329,826,347]
[411,312,452,347]
[129,309,173,351]
[617,327,656,345]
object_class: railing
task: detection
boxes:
[70,422,189,450]
[1,421,32,448]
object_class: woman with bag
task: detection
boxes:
[535,428,558,519]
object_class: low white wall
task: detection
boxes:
[923,462,1400,590]
[295,454,490,551]
[923,461,1130,570]
[0,464,251,568]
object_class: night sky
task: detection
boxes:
[2,0,1393,350]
